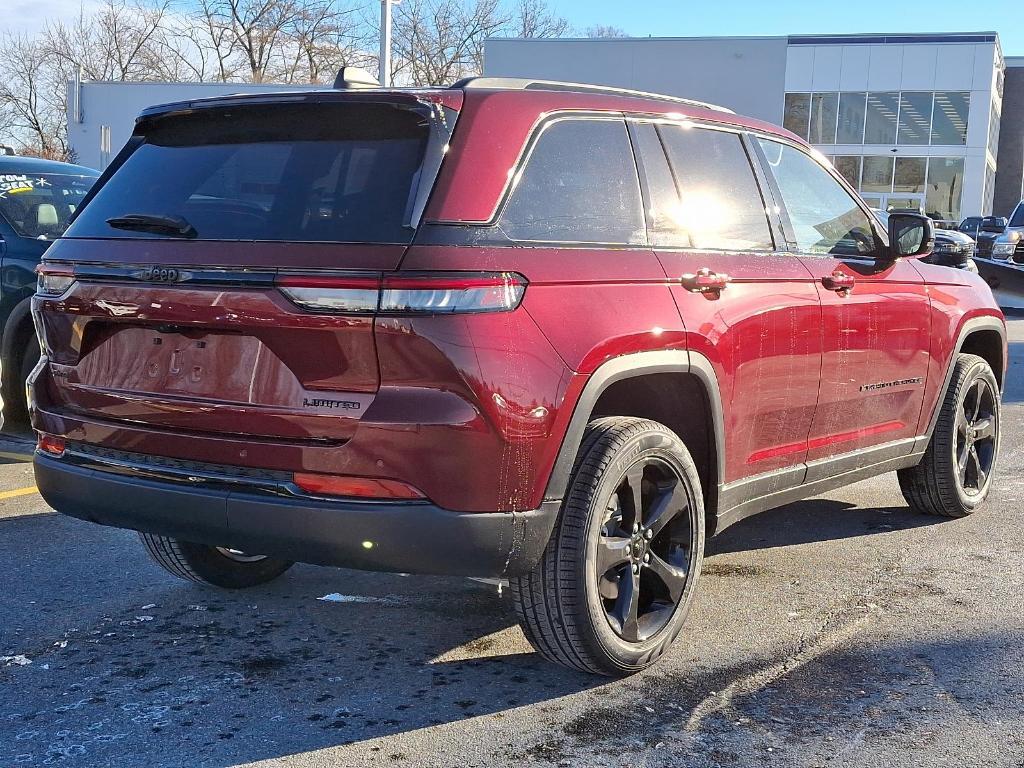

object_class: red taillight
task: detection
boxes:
[36,264,76,297]
[292,473,426,500]
[37,434,66,457]
[276,272,526,315]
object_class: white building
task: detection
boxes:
[485,32,1009,221]
[66,81,320,171]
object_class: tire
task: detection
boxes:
[139,533,294,588]
[511,417,705,676]
[2,333,39,427]
[898,353,1000,517]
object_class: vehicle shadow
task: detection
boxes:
[706,498,942,556]
[0,510,600,767]
[0,490,979,767]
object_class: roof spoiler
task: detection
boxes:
[333,67,380,90]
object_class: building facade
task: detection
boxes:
[993,57,1024,216]
[485,32,1013,221]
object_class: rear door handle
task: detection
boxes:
[821,272,855,294]
[681,268,731,294]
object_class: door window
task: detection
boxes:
[653,124,774,251]
[757,139,878,257]
[498,118,645,244]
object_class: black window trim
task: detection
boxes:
[747,132,891,261]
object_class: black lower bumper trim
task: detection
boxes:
[34,454,559,577]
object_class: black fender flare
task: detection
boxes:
[542,350,725,503]
[918,314,1007,450]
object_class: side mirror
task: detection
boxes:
[887,212,934,258]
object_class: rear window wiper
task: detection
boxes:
[106,214,197,239]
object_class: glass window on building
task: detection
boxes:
[925,157,965,221]
[837,93,867,144]
[865,92,899,145]
[783,94,811,140]
[862,156,895,193]
[931,91,970,146]
[897,92,933,145]
[987,102,1000,160]
[833,156,862,187]
[809,92,838,145]
[893,157,927,194]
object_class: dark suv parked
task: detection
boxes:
[0,156,97,421]
[32,78,1005,675]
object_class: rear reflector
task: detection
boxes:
[292,472,426,500]
[276,272,526,315]
[37,434,66,457]
[36,265,76,297]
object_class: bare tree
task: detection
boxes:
[390,0,508,86]
[507,0,569,38]
[585,24,628,38]
[0,33,68,157]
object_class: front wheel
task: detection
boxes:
[140,534,293,588]
[511,417,705,676]
[898,353,1000,517]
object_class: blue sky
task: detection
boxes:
[556,0,1023,55]
[8,0,1024,56]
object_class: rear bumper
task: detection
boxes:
[34,453,559,577]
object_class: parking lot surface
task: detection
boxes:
[2,321,1023,768]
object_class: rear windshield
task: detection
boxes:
[0,172,97,239]
[67,103,431,244]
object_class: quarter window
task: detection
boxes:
[498,119,644,244]
[656,124,774,251]
[757,139,877,257]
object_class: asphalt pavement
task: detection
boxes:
[2,321,1023,768]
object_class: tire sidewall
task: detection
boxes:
[950,360,1000,510]
[578,428,705,673]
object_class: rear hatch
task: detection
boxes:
[36,94,456,442]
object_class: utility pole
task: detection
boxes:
[379,0,393,87]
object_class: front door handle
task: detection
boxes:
[822,271,855,294]
[681,268,731,295]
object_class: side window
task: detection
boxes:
[498,119,644,245]
[629,122,689,248]
[756,139,878,257]
[656,124,774,251]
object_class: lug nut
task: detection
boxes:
[644,529,653,540]
[632,523,640,533]
[632,564,640,574]
[643,553,650,563]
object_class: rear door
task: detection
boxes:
[752,138,930,473]
[37,99,445,441]
[630,119,822,487]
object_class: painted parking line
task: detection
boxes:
[0,450,34,463]
[0,486,39,500]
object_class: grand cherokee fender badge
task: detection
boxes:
[302,398,362,410]
[860,377,924,392]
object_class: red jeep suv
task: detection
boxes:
[31,77,1005,676]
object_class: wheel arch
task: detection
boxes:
[924,315,1007,440]
[543,351,725,518]
[0,295,35,380]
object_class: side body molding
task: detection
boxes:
[542,349,726,504]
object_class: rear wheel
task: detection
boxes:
[139,533,293,588]
[898,353,1000,517]
[511,417,704,676]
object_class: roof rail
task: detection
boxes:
[449,77,734,114]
